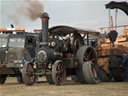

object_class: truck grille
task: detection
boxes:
[8,52,16,63]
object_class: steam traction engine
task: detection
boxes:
[22,13,99,86]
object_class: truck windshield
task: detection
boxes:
[0,38,7,47]
[9,38,25,48]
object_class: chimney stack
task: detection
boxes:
[40,12,50,46]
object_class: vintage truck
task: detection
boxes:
[0,28,40,84]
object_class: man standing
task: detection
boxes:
[122,52,128,82]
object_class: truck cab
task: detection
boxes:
[0,28,40,84]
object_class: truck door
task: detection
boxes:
[25,36,36,58]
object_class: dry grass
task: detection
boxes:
[0,77,128,96]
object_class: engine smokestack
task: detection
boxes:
[40,12,50,46]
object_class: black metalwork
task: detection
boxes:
[105,1,128,16]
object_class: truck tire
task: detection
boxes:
[82,61,99,84]
[76,46,97,84]
[98,67,112,82]
[0,75,6,84]
[46,74,54,84]
[16,76,24,84]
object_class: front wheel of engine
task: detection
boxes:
[22,62,38,86]
[52,60,66,85]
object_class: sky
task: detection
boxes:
[0,0,128,33]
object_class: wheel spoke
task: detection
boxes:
[84,51,90,61]
[83,48,96,64]
[90,58,95,62]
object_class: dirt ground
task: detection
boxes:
[0,77,128,96]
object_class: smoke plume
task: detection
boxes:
[4,0,44,25]
[19,0,44,20]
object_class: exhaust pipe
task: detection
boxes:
[40,12,50,46]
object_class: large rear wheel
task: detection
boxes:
[76,46,98,84]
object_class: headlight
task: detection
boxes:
[14,60,23,64]
[37,50,48,63]
[51,41,56,47]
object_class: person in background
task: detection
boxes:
[122,52,128,82]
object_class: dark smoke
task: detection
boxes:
[4,0,44,25]
[20,0,44,20]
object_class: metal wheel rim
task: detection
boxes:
[25,63,35,84]
[55,62,65,85]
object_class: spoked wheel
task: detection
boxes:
[76,46,98,84]
[52,60,66,85]
[77,46,97,65]
[22,62,38,86]
[0,75,6,84]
